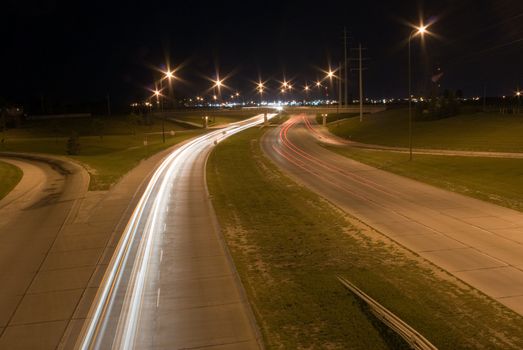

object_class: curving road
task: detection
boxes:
[77,114,275,350]
[0,154,89,349]
[262,114,523,315]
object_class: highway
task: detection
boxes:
[261,114,523,315]
[77,114,274,350]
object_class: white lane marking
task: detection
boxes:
[156,288,161,308]
[78,114,277,349]
[160,249,163,263]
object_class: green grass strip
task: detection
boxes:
[207,126,523,349]
[328,146,523,212]
[0,160,23,200]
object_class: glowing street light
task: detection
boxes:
[214,79,223,89]
[407,21,432,161]
[517,88,522,114]
[164,70,175,80]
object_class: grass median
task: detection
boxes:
[0,160,23,200]
[0,116,204,190]
[329,109,523,152]
[328,146,523,212]
[207,126,523,349]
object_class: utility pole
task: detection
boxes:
[338,62,342,114]
[343,28,349,107]
[359,44,363,122]
[350,45,368,122]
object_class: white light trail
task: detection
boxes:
[76,113,276,350]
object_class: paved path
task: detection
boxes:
[0,158,47,212]
[262,114,523,316]
[0,154,89,350]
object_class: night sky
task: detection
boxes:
[2,0,523,110]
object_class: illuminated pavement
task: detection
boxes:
[77,114,273,350]
[0,155,89,350]
[262,114,523,316]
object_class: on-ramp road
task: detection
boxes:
[77,114,275,350]
[262,114,523,315]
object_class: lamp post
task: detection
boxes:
[516,89,521,114]
[257,82,264,105]
[325,68,340,115]
[304,84,310,104]
[408,24,428,161]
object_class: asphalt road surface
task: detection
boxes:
[262,114,523,315]
[77,114,274,350]
[0,154,89,349]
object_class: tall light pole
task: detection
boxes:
[408,23,428,161]
[358,44,363,122]
[304,84,310,104]
[153,87,162,140]
[257,81,264,105]
[325,68,339,113]
[161,69,175,143]
[517,88,521,114]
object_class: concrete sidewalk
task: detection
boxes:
[0,154,89,350]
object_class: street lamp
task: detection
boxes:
[257,81,265,105]
[164,70,175,80]
[304,84,310,103]
[516,89,521,114]
[325,67,341,112]
[159,68,176,143]
[408,23,430,161]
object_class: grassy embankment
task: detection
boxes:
[207,126,523,349]
[315,112,358,125]
[167,110,259,126]
[328,147,523,212]
[329,108,523,152]
[324,109,523,211]
[0,115,204,190]
[0,161,23,200]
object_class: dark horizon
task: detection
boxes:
[2,0,523,111]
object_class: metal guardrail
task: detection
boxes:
[337,276,438,350]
